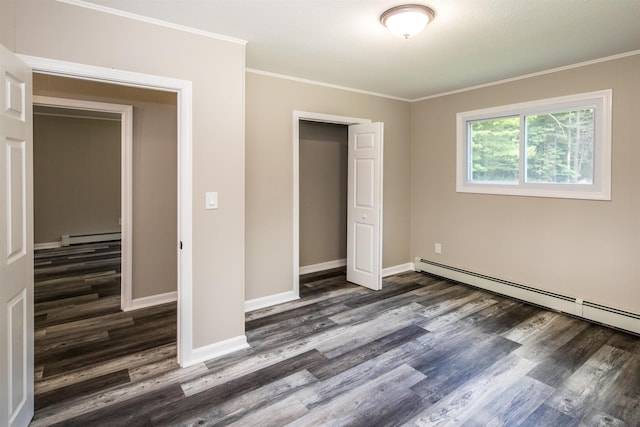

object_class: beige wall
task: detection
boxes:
[33,75,178,299]
[299,121,347,266]
[0,0,15,51]
[33,113,121,243]
[411,54,640,314]
[12,0,245,347]
[246,72,412,300]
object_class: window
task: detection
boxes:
[456,90,612,200]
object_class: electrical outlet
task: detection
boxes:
[435,243,442,254]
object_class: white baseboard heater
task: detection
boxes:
[414,257,640,336]
[61,232,121,246]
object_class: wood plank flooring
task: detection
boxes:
[33,242,177,417]
[31,249,640,426]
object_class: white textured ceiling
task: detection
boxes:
[81,0,640,100]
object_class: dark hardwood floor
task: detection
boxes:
[31,247,640,426]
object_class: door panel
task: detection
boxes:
[8,290,26,419]
[355,158,374,208]
[354,222,374,274]
[7,140,26,262]
[0,43,34,427]
[347,122,383,290]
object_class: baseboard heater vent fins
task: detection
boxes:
[582,300,640,320]
[414,257,640,336]
[61,232,121,246]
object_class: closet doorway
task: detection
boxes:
[298,120,348,276]
[293,111,384,295]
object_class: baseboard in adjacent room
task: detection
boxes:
[245,290,299,312]
[34,241,62,250]
[299,258,347,275]
[122,291,178,312]
[62,232,121,246]
[414,257,640,336]
[300,260,414,278]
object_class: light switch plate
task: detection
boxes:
[205,192,218,210]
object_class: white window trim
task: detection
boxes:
[456,89,612,200]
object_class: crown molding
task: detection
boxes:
[57,0,247,45]
[245,68,412,102]
[413,49,640,102]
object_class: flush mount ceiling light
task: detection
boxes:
[380,4,435,39]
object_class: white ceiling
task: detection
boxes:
[82,0,640,100]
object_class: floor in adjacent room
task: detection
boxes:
[33,242,177,420]
[31,248,640,426]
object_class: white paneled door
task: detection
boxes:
[347,122,383,291]
[0,44,34,427]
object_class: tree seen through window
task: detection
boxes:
[469,108,595,185]
[525,109,594,184]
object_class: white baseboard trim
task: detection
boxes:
[382,262,415,277]
[414,257,640,335]
[245,290,299,312]
[34,241,62,250]
[299,258,346,275]
[122,291,177,312]
[182,335,249,368]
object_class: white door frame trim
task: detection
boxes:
[292,111,371,298]
[32,95,135,311]
[20,55,194,367]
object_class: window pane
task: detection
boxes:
[525,108,594,184]
[469,117,519,183]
